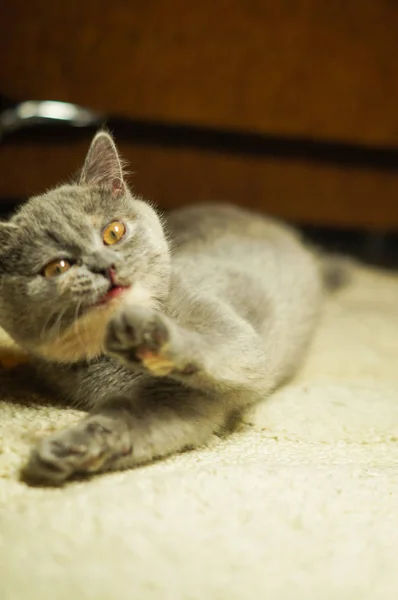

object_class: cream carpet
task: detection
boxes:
[1,264,398,600]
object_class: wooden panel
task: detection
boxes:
[2,0,398,146]
[1,139,398,230]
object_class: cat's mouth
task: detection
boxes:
[97,284,130,306]
[93,268,131,307]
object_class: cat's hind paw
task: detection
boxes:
[21,416,131,486]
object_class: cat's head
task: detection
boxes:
[0,132,170,363]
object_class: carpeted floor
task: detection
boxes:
[1,264,398,600]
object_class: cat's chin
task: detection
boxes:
[35,302,119,364]
[35,283,157,364]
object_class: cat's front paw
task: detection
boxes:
[105,306,176,376]
[21,416,131,486]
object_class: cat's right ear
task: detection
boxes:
[79,131,126,196]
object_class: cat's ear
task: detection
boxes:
[0,223,18,267]
[79,131,126,195]
[0,222,18,249]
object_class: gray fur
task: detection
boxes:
[0,132,323,485]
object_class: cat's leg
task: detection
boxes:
[22,379,229,485]
[105,304,271,401]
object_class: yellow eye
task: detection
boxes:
[43,259,71,278]
[103,220,126,245]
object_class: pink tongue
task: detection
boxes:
[105,286,125,300]
[97,285,129,306]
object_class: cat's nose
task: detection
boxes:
[93,266,115,282]
[86,252,116,279]
[97,267,111,281]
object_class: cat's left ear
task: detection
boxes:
[0,222,18,249]
[80,131,126,195]
[0,223,19,269]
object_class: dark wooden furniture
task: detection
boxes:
[2,0,398,229]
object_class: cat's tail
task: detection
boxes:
[318,253,356,292]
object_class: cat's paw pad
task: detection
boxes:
[105,307,176,376]
[21,418,131,486]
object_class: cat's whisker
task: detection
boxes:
[40,304,63,342]
[74,299,86,352]
[52,306,68,343]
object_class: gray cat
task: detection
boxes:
[0,131,325,485]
